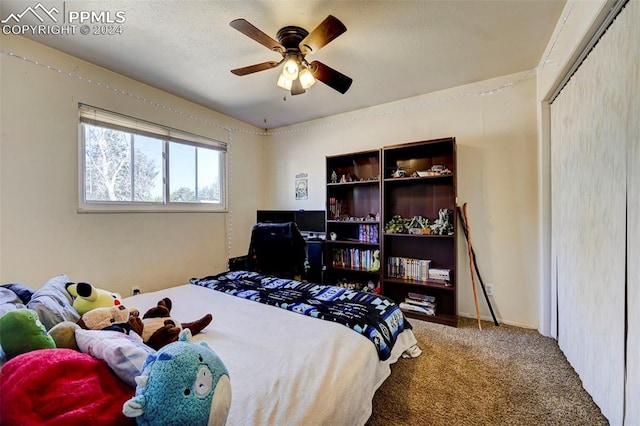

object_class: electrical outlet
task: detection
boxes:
[131,286,141,296]
[485,284,494,297]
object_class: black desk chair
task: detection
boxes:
[231,222,308,280]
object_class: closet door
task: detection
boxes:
[626,3,640,420]
[550,2,638,424]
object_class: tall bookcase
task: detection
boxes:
[381,138,457,326]
[325,150,382,291]
[324,139,458,326]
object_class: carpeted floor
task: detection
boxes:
[368,318,609,426]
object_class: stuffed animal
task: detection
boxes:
[122,329,231,426]
[49,321,81,350]
[0,308,56,359]
[66,282,123,315]
[369,249,381,272]
[128,298,213,351]
[47,305,131,350]
[79,304,131,333]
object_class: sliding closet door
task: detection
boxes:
[550,2,638,424]
[628,92,639,425]
[626,3,640,422]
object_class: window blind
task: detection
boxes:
[78,104,226,151]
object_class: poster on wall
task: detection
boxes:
[295,173,308,200]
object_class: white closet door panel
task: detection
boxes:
[550,2,638,423]
[551,94,626,425]
[625,3,640,424]
[627,107,639,425]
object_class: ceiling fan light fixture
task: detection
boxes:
[282,56,299,80]
[277,73,293,90]
[298,67,316,89]
[230,16,351,95]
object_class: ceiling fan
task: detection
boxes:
[229,15,353,96]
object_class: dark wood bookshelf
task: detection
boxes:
[381,137,458,327]
[325,150,382,290]
[325,140,458,327]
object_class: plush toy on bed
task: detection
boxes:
[46,305,132,350]
[0,308,56,360]
[123,329,231,426]
[78,304,132,333]
[128,297,213,351]
[66,281,123,315]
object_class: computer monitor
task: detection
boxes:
[256,210,326,236]
[256,210,295,224]
[294,210,326,234]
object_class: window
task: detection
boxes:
[78,104,226,212]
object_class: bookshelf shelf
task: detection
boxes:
[326,240,380,247]
[383,276,455,291]
[402,310,457,327]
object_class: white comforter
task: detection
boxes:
[124,283,419,426]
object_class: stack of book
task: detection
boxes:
[399,292,436,316]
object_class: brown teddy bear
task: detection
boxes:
[128,298,212,350]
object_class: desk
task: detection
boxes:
[305,239,325,284]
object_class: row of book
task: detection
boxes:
[358,224,379,243]
[399,292,436,316]
[387,257,431,282]
[331,248,379,271]
[327,197,346,220]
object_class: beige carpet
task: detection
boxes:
[368,318,608,426]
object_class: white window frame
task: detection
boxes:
[78,104,227,213]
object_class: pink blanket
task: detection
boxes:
[0,349,135,425]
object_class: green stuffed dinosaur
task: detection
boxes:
[0,308,56,360]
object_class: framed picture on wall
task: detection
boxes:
[295,173,308,200]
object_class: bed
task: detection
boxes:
[0,271,419,426]
[123,273,419,425]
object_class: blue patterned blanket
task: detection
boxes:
[190,270,411,360]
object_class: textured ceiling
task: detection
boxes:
[1,0,566,129]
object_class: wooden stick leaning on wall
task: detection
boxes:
[461,203,482,330]
[457,205,500,326]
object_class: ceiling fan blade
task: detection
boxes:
[291,77,305,96]
[299,15,347,55]
[230,19,285,53]
[309,61,352,94]
[231,60,282,76]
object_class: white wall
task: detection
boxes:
[266,72,539,328]
[0,35,265,296]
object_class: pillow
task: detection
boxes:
[76,329,154,387]
[26,274,80,330]
[0,288,26,317]
[1,283,35,304]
